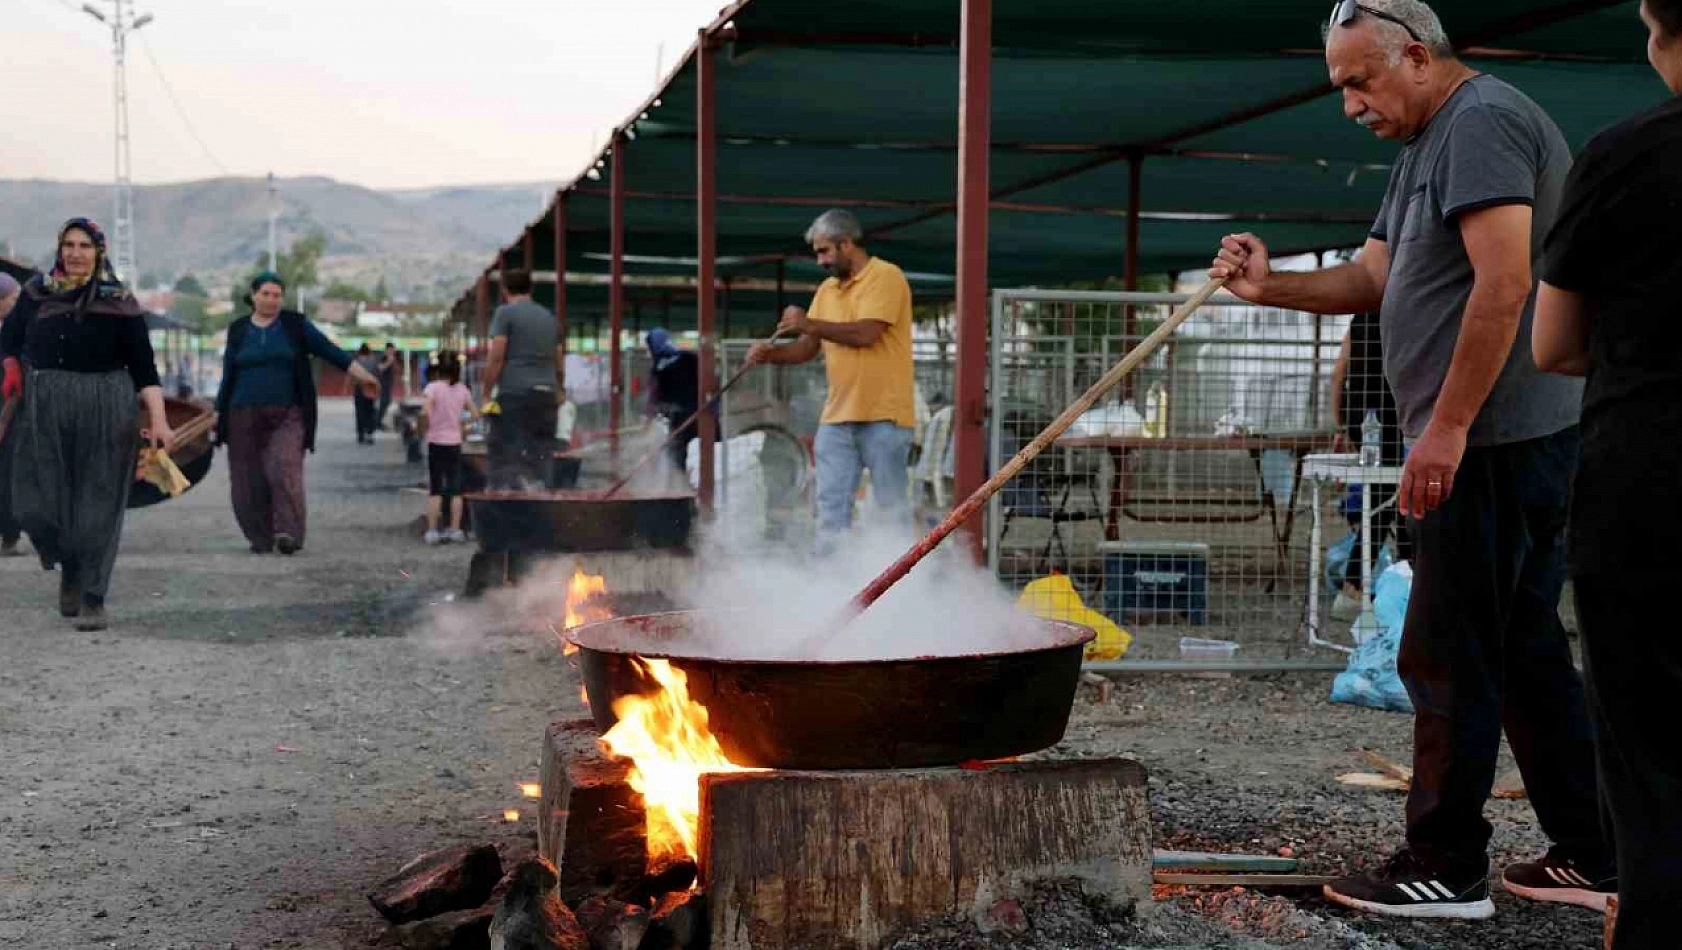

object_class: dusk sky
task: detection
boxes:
[4,0,726,188]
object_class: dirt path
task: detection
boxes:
[0,402,1609,949]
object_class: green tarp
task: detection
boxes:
[454,1,1665,331]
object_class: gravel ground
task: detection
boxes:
[0,402,1610,949]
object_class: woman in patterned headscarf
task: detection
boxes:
[0,218,173,631]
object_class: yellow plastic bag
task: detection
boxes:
[480,399,502,416]
[1016,574,1132,661]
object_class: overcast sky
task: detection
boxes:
[4,0,726,188]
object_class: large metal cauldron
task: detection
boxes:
[466,490,693,553]
[568,611,1094,770]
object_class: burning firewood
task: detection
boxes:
[488,858,588,950]
[369,843,505,925]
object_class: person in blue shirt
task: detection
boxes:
[214,272,379,555]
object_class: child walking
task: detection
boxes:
[421,352,477,545]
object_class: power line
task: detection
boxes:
[135,31,229,176]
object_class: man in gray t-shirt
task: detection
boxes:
[1210,0,1607,922]
[483,268,562,490]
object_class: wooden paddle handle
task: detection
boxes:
[842,278,1230,619]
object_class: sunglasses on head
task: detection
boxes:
[1330,0,1425,44]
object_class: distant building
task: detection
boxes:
[316,299,361,326]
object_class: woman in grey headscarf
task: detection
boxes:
[0,271,23,556]
[0,219,173,630]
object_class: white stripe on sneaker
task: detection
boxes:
[1545,867,1567,885]
[1428,880,1456,900]
[1566,869,1595,888]
[1396,882,1426,901]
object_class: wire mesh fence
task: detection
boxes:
[987,289,1394,664]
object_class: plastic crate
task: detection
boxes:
[1100,540,1210,626]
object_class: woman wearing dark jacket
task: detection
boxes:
[1533,2,1682,945]
[214,272,379,555]
[0,218,173,631]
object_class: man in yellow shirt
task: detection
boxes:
[747,210,915,543]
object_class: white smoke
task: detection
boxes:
[676,517,1049,662]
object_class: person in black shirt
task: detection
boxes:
[1533,2,1682,944]
[0,218,174,631]
[644,328,715,477]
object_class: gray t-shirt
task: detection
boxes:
[1370,74,1582,447]
[488,299,559,395]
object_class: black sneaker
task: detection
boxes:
[275,535,299,556]
[1502,850,1616,911]
[1324,849,1495,920]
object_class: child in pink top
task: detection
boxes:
[421,352,478,544]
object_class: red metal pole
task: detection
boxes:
[696,30,718,514]
[554,192,568,361]
[610,129,626,443]
[1124,153,1142,400]
[951,0,992,564]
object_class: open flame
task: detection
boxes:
[599,658,753,863]
[562,566,611,656]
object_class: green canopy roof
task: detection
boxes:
[453,0,1664,330]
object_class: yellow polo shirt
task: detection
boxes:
[810,256,915,429]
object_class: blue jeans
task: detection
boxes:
[815,422,914,536]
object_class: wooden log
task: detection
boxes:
[537,720,650,906]
[1152,873,1335,888]
[369,844,505,925]
[1152,850,1299,873]
[487,858,589,950]
[700,759,1151,950]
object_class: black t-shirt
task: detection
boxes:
[650,351,700,422]
[1541,95,1682,578]
[1342,311,1404,465]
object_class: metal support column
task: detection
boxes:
[696,30,719,514]
[610,130,626,442]
[951,0,993,563]
[1123,154,1142,400]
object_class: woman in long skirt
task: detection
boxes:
[0,218,173,630]
[214,272,379,554]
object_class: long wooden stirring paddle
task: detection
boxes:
[815,278,1231,646]
[600,325,799,499]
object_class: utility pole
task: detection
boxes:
[267,172,279,272]
[80,0,152,283]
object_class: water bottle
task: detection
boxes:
[1360,409,1382,468]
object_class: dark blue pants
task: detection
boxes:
[1399,426,1609,870]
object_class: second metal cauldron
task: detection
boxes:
[467,490,694,553]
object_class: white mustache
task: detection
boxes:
[1356,113,1382,128]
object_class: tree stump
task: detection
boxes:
[699,759,1151,950]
